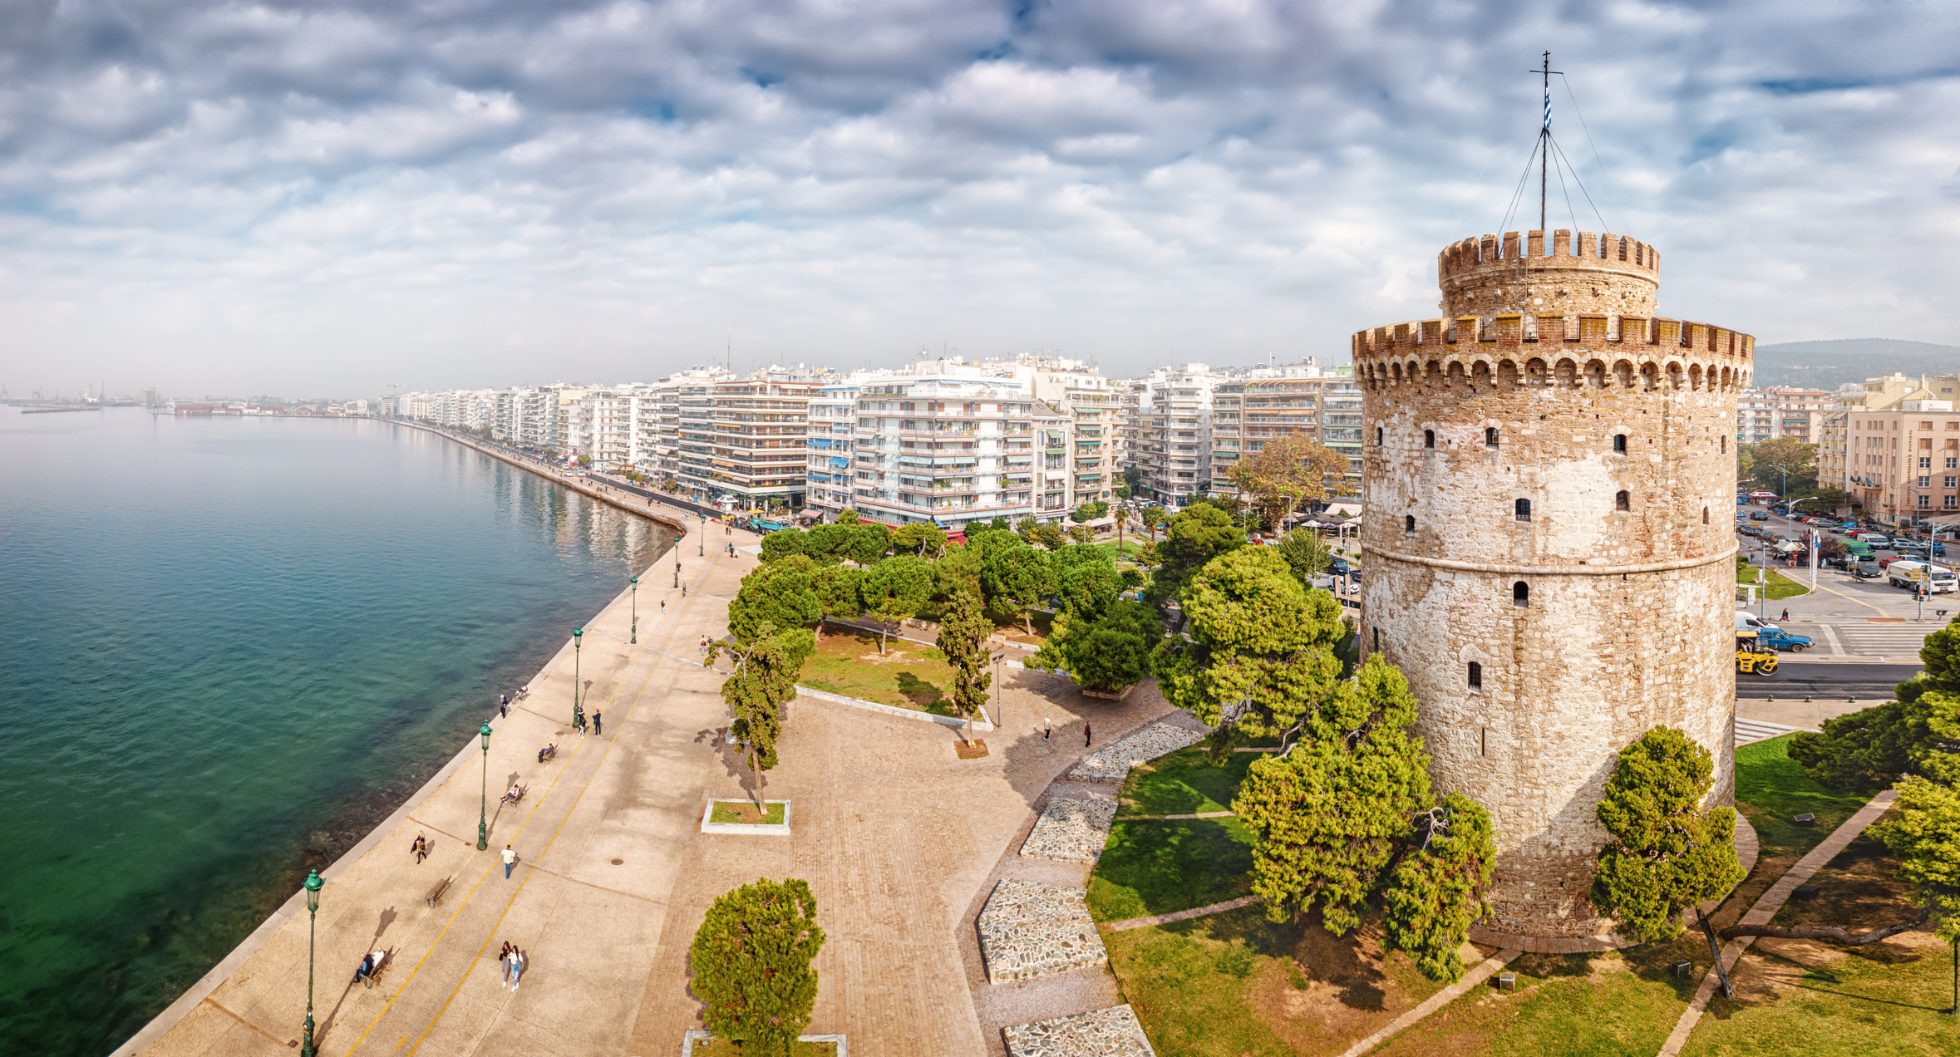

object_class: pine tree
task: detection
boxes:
[707,626,813,809]
[1382,793,1497,982]
[689,877,826,1056]
[860,555,932,654]
[1232,655,1433,934]
[936,586,993,742]
[1590,726,1744,943]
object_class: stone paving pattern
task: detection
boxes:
[1019,798,1118,863]
[1003,1005,1155,1057]
[1066,722,1203,782]
[977,879,1109,983]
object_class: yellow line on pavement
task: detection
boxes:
[397,654,665,1057]
[336,656,648,1057]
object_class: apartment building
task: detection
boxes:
[1132,365,1217,503]
[1846,402,1960,525]
[674,372,826,511]
[1737,386,1833,445]
[1208,361,1362,500]
[805,381,858,515]
[1819,374,1960,501]
[1021,356,1119,509]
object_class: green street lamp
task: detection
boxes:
[301,868,323,1057]
[572,626,584,729]
[477,722,492,851]
[630,576,639,644]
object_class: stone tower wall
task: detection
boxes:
[1439,229,1659,320]
[1353,309,1751,940]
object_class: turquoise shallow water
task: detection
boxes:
[0,408,673,1055]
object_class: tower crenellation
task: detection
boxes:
[1357,232,1748,944]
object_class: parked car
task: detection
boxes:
[1863,534,1894,548]
[1749,511,1769,521]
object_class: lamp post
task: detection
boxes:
[572,626,584,729]
[477,722,492,850]
[990,650,1005,729]
[630,576,639,644]
[699,511,706,557]
[300,868,323,1057]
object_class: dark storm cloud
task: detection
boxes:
[0,0,1955,396]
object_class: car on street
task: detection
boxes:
[1862,534,1893,548]
[1749,511,1769,521]
[1757,627,1813,652]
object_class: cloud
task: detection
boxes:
[0,0,1957,397]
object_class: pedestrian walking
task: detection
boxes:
[502,844,516,879]
[660,599,667,615]
[681,584,687,598]
[499,695,509,720]
[1084,723,1093,748]
[1781,607,1790,622]
[593,710,603,737]
[498,942,514,988]
[1043,717,1051,741]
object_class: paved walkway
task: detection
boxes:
[1101,895,1258,933]
[1655,789,1898,1057]
[1333,949,1522,1057]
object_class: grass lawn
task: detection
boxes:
[709,800,786,825]
[1370,948,1700,1057]
[1087,817,1255,922]
[1117,745,1256,817]
[1738,557,1810,600]
[1097,538,1151,560]
[996,608,1055,645]
[798,628,956,715]
[1105,907,1444,1057]
[1733,735,1873,860]
[1683,834,1954,1056]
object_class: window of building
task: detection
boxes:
[1467,661,1483,692]
[1920,476,1932,488]
[1486,427,1500,449]
[1615,490,1631,511]
[1424,428,1436,449]
[1515,498,1532,522]
[1947,476,1957,489]
[1920,495,1932,509]
[1404,514,1416,535]
[1947,496,1958,510]
[1921,457,1933,468]
[1513,581,1529,607]
[1613,433,1627,453]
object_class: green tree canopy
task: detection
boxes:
[728,557,822,644]
[844,523,892,566]
[935,587,993,741]
[1073,500,1108,521]
[1232,655,1434,934]
[689,877,825,1056]
[758,528,810,563]
[1226,435,1347,529]
[1276,526,1333,589]
[1056,551,1123,622]
[860,555,933,654]
[1145,504,1245,608]
[1140,504,1168,542]
[810,564,864,629]
[803,523,854,563]
[1031,598,1160,694]
[977,532,1057,633]
[835,507,861,524]
[1016,516,1065,550]
[1382,793,1498,982]
[1790,617,1960,790]
[1590,726,1744,944]
[1745,437,1818,492]
[706,625,814,807]
[891,522,947,558]
[1153,547,1344,738]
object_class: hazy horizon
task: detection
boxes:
[3,1,1958,397]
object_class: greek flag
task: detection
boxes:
[1543,89,1551,132]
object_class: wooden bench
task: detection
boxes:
[425,875,452,908]
[354,950,391,989]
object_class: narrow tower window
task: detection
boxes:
[1376,425,1384,446]
[1721,436,1727,453]
[1404,514,1416,536]
[1424,428,1436,449]
[1468,662,1483,692]
[1613,433,1628,453]
[1373,628,1381,652]
[1485,426,1500,449]
[1513,581,1529,607]
[1616,490,1631,511]
[1515,498,1532,522]
[1702,507,1710,524]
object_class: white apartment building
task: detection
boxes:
[1132,365,1217,503]
[805,381,858,515]
[1208,361,1362,500]
[1737,386,1833,445]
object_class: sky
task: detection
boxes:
[1,1,1957,399]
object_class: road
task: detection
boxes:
[1734,659,1920,700]
[1734,503,1956,659]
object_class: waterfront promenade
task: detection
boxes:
[121,472,1172,1055]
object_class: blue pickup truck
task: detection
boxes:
[1757,627,1813,652]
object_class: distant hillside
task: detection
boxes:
[1752,338,1960,389]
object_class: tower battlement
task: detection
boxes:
[1352,314,1753,392]
[1438,229,1660,319]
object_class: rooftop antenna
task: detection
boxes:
[1532,50,1561,233]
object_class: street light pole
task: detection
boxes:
[477,722,492,850]
[572,626,584,729]
[630,576,639,644]
[301,868,323,1057]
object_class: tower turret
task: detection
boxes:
[1355,230,1750,944]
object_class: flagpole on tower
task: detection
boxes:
[1533,50,1561,234]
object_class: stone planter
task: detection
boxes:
[1079,683,1139,701]
[680,1030,846,1055]
[699,798,792,836]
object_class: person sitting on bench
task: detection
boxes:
[537,743,556,764]
[500,783,525,805]
[354,950,386,983]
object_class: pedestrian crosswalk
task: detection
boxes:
[1815,622,1938,658]
[1735,718,1805,746]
